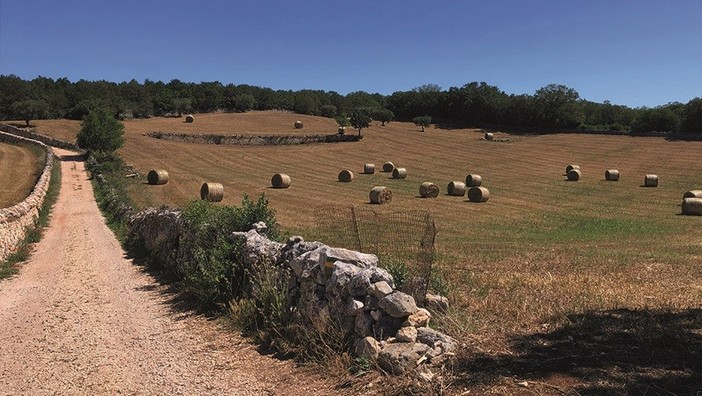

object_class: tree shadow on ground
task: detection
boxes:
[452,308,702,395]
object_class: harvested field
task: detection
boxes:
[0,142,45,208]
[34,112,702,394]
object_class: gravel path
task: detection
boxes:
[0,149,334,395]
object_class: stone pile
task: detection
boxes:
[232,225,456,374]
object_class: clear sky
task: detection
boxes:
[1,0,700,107]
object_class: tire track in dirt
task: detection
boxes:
[0,148,334,396]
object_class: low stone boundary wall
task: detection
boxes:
[0,123,78,150]
[147,131,361,145]
[0,131,54,262]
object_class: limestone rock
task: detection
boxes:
[348,267,394,297]
[425,293,449,313]
[354,312,374,337]
[396,326,418,343]
[404,308,432,328]
[416,327,457,353]
[378,291,418,318]
[369,281,393,300]
[372,311,404,340]
[377,342,430,375]
[355,336,380,361]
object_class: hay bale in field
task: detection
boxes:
[644,174,658,187]
[392,167,407,179]
[147,169,169,185]
[682,197,702,216]
[447,181,467,196]
[683,190,702,199]
[369,186,392,204]
[467,186,490,202]
[382,161,395,172]
[484,132,494,140]
[605,169,620,181]
[419,182,439,198]
[185,114,194,123]
[363,163,375,174]
[565,164,580,173]
[338,170,354,182]
[294,120,303,129]
[567,169,581,181]
[271,173,292,188]
[200,182,223,202]
[465,174,482,187]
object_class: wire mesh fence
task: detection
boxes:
[314,204,436,306]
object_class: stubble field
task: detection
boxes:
[0,142,44,208]
[33,112,702,394]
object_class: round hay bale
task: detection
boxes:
[294,120,303,129]
[338,169,354,183]
[644,174,659,187]
[363,163,375,174]
[682,197,702,216]
[565,164,580,173]
[605,169,620,181]
[382,161,395,172]
[465,174,482,187]
[185,114,194,123]
[200,182,223,202]
[682,190,702,199]
[147,169,169,185]
[567,169,581,181]
[369,186,392,204]
[447,181,467,196]
[484,132,494,140]
[419,182,440,198]
[392,167,407,179]
[338,126,346,134]
[271,173,292,189]
[468,186,490,202]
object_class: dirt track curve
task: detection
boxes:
[0,149,333,395]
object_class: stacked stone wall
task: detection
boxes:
[0,132,54,262]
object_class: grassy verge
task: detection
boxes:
[0,157,61,280]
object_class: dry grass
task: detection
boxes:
[0,142,44,208]
[34,111,702,394]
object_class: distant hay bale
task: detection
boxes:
[369,186,392,204]
[644,174,658,187]
[382,161,395,172]
[567,169,581,181]
[465,174,482,187]
[338,169,354,182]
[392,167,407,179]
[683,190,702,199]
[271,173,292,188]
[294,120,303,129]
[565,164,580,173]
[338,126,346,134]
[200,182,223,202]
[682,197,702,216]
[605,169,620,181]
[147,169,169,185]
[419,182,439,198]
[363,163,375,174]
[185,114,194,123]
[484,132,494,140]
[468,186,490,202]
[447,181,467,196]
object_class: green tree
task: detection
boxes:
[320,104,337,118]
[349,108,372,137]
[76,107,125,152]
[534,84,583,128]
[413,115,432,132]
[374,108,394,126]
[11,99,49,126]
[631,107,680,133]
[173,97,192,117]
[228,94,256,112]
[335,115,350,135]
[681,97,702,133]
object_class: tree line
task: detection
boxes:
[0,74,700,134]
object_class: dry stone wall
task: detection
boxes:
[147,131,361,145]
[0,123,78,150]
[0,131,54,262]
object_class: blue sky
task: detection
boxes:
[1,0,700,107]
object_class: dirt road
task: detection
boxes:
[0,149,333,395]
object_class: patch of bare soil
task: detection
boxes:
[0,148,335,395]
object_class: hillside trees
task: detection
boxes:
[631,106,680,133]
[11,99,50,126]
[534,84,583,128]
[681,98,702,133]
